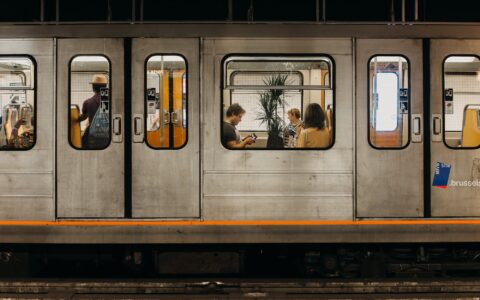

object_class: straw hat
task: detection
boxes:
[90,74,108,85]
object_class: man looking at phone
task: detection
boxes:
[222,103,254,149]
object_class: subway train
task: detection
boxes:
[1,23,480,248]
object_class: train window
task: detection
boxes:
[0,56,36,150]
[145,55,187,149]
[69,55,111,150]
[443,55,480,149]
[368,55,410,149]
[222,56,334,150]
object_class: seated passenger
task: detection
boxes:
[222,103,254,149]
[296,103,331,148]
[7,117,34,149]
[283,108,304,148]
[4,107,16,143]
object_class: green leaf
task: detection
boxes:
[255,73,290,148]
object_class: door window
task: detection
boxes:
[443,55,480,149]
[69,55,111,150]
[145,55,187,149]
[368,55,410,149]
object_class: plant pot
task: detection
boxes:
[267,134,284,149]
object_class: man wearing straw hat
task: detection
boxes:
[77,74,108,148]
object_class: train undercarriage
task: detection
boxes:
[2,244,480,279]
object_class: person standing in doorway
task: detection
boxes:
[76,74,107,148]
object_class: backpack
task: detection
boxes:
[88,99,110,148]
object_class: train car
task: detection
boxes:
[0,24,479,248]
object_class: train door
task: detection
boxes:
[57,39,124,218]
[131,38,200,218]
[430,40,480,216]
[0,39,55,220]
[356,39,424,217]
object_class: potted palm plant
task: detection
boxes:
[256,74,288,149]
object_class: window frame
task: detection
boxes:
[221,53,336,151]
[68,54,112,151]
[442,54,480,150]
[143,53,189,151]
[0,54,37,151]
[367,54,411,150]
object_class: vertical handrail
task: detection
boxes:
[40,0,45,23]
[322,0,326,22]
[228,0,233,21]
[247,0,254,22]
[414,0,419,21]
[131,0,136,24]
[107,0,112,23]
[390,0,395,23]
[55,0,59,23]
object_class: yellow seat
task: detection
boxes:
[461,107,480,147]
[70,105,82,148]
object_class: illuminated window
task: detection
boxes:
[69,55,111,150]
[375,73,399,131]
[443,55,480,149]
[222,56,334,150]
[369,55,410,149]
[145,55,187,149]
[0,56,36,150]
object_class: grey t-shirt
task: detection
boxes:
[222,121,240,146]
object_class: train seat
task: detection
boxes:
[70,105,82,148]
[461,106,480,147]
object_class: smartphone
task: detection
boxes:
[251,133,257,141]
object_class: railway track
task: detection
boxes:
[1,279,480,299]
